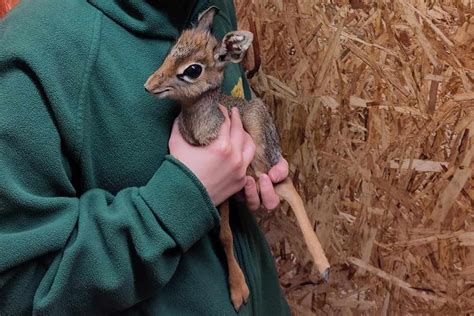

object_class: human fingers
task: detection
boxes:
[268,156,289,183]
[229,107,245,148]
[169,119,187,151]
[244,176,260,211]
[259,174,280,210]
[218,104,231,138]
[241,132,256,168]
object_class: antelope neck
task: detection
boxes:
[180,87,222,118]
[178,87,224,145]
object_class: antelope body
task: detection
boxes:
[145,7,330,311]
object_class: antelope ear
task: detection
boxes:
[214,31,254,65]
[197,6,219,31]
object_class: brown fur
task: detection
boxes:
[218,200,250,309]
[144,28,224,108]
[145,6,330,311]
[176,89,281,172]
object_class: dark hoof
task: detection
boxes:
[322,267,330,283]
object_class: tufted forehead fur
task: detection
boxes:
[171,29,219,67]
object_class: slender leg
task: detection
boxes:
[219,200,250,311]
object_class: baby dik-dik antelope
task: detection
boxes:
[145,6,330,311]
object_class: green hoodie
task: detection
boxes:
[0,0,290,314]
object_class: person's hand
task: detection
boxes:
[242,157,289,211]
[169,106,256,206]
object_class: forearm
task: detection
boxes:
[0,156,219,314]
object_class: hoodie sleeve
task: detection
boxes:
[0,37,219,316]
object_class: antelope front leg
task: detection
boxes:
[219,200,250,311]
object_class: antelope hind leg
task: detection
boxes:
[219,200,250,311]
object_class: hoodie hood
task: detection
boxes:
[88,0,202,38]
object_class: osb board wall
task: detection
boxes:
[235,0,474,314]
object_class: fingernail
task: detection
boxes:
[268,170,276,182]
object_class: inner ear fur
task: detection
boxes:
[197,6,219,31]
[214,31,254,64]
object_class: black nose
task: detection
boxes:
[144,85,150,93]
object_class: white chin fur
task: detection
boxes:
[156,91,170,98]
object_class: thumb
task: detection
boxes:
[169,119,185,150]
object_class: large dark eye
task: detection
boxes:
[181,64,202,79]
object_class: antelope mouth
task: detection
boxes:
[144,84,172,97]
[156,88,171,95]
